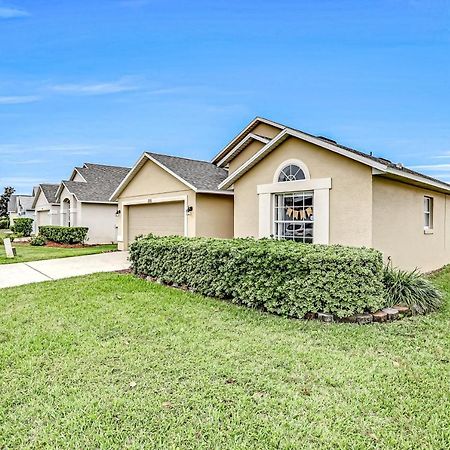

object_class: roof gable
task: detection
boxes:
[218,127,450,194]
[57,163,130,203]
[211,117,284,165]
[111,152,231,200]
[32,184,59,208]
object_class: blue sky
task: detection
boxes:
[0,0,449,193]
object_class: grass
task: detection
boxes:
[0,271,449,449]
[0,243,117,265]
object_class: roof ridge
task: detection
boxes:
[147,151,215,165]
[84,162,131,170]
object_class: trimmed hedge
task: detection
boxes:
[30,235,46,246]
[12,218,33,236]
[39,225,88,244]
[130,236,385,318]
[0,217,9,229]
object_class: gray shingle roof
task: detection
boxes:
[147,152,228,191]
[18,196,34,211]
[62,163,131,202]
[40,184,59,204]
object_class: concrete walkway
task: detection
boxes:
[0,251,130,289]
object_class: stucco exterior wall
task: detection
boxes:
[59,186,79,227]
[251,123,282,139]
[72,172,85,182]
[232,136,373,247]
[372,177,450,272]
[195,194,234,238]
[34,190,60,229]
[117,158,196,249]
[80,203,118,244]
[228,140,267,174]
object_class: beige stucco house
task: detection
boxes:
[32,184,61,229]
[112,117,450,272]
[111,152,234,250]
[55,163,130,244]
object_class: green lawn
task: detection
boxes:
[0,244,117,264]
[0,271,449,449]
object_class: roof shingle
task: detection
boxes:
[62,163,130,202]
[147,152,229,191]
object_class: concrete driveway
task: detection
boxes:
[0,251,130,289]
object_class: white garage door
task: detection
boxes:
[128,202,185,243]
[37,210,50,227]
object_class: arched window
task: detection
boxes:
[277,164,306,182]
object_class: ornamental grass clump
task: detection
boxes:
[383,265,443,315]
[130,235,386,319]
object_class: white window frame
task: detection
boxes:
[273,159,310,183]
[257,178,331,244]
[424,196,433,232]
[273,191,314,243]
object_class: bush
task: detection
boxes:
[12,218,33,236]
[130,236,385,319]
[0,217,9,229]
[383,265,443,315]
[30,235,46,246]
[39,226,88,244]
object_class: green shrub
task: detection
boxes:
[30,235,46,246]
[0,217,9,229]
[12,218,33,236]
[39,226,88,244]
[130,236,385,318]
[383,265,443,315]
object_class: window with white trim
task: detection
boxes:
[424,196,433,230]
[274,191,314,243]
[278,164,306,182]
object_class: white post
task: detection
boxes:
[3,238,15,258]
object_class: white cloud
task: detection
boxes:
[0,6,29,18]
[410,164,450,171]
[0,177,43,189]
[0,95,40,104]
[50,79,139,96]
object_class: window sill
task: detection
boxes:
[424,228,434,235]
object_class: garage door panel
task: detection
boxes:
[37,210,50,227]
[128,202,184,242]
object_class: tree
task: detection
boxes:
[0,187,15,217]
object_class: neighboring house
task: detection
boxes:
[111,152,234,250]
[55,163,130,244]
[8,193,36,230]
[112,117,450,272]
[32,184,61,229]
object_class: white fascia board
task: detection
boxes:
[110,152,198,201]
[218,129,290,189]
[70,168,87,182]
[80,201,118,205]
[31,186,42,209]
[109,152,149,201]
[216,133,270,168]
[196,189,234,196]
[54,182,66,202]
[219,128,390,189]
[145,153,198,192]
[211,117,284,164]
[373,167,450,194]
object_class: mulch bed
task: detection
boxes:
[44,242,98,248]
